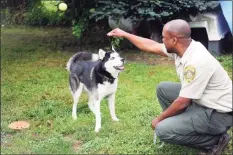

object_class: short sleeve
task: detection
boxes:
[161,44,175,59]
[179,65,216,99]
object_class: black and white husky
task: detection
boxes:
[66,47,124,132]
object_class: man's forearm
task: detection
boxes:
[123,33,157,51]
[107,28,166,56]
[158,99,190,121]
[123,32,167,57]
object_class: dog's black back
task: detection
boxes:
[67,52,116,93]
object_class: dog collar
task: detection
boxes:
[97,72,115,83]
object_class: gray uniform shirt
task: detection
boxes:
[162,40,232,112]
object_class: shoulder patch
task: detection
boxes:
[184,65,196,83]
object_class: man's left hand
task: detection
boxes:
[151,117,161,129]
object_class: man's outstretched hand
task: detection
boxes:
[107,28,127,37]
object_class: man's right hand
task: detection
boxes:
[107,28,167,57]
[107,28,127,37]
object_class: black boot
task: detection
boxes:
[198,134,231,155]
[213,134,231,155]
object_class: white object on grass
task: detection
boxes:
[153,132,165,148]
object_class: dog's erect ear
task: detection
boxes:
[98,49,106,60]
[111,45,117,52]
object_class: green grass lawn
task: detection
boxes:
[1,26,232,154]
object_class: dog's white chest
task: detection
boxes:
[97,80,118,97]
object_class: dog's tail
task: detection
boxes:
[66,51,99,71]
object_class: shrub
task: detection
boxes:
[91,0,219,23]
[1,5,27,25]
[24,2,69,26]
[1,1,69,26]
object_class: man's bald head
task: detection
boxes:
[163,19,191,38]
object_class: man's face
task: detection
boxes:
[162,28,176,53]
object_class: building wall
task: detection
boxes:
[208,41,222,56]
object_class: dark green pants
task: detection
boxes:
[155,82,232,150]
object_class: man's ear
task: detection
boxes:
[172,37,177,45]
[98,49,106,60]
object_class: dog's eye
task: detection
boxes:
[110,57,115,60]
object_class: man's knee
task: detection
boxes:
[155,121,170,139]
[156,82,169,95]
[155,121,181,144]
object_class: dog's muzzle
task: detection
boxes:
[114,58,125,71]
[114,65,124,70]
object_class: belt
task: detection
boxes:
[227,111,233,116]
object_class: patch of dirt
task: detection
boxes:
[72,140,82,152]
[122,51,174,65]
[63,134,82,153]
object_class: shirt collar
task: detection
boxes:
[180,40,194,64]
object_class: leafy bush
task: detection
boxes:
[110,37,124,48]
[91,0,219,23]
[1,8,12,25]
[1,5,27,25]
[24,5,48,25]
[1,0,69,26]
[24,2,69,26]
[216,55,233,72]
[71,20,87,39]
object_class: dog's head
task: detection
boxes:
[98,46,124,77]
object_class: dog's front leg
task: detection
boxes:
[93,99,101,133]
[87,93,96,115]
[108,93,119,121]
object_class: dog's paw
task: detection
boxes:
[112,117,119,122]
[94,127,101,133]
[72,115,77,120]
